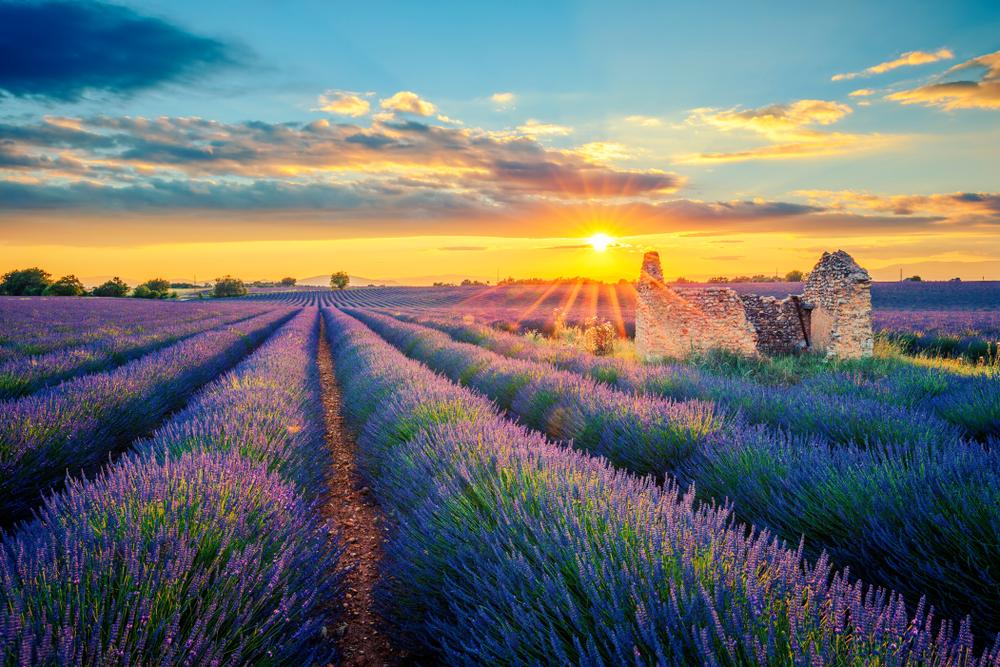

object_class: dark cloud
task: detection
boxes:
[0,1,238,101]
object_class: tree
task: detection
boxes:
[0,267,51,295]
[904,275,923,282]
[138,278,171,298]
[330,271,349,290]
[132,284,155,299]
[707,276,729,284]
[43,274,86,296]
[92,277,130,297]
[280,276,297,286]
[213,275,248,298]
[784,270,804,282]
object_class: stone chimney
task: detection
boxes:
[803,250,873,358]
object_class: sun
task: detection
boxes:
[588,232,613,252]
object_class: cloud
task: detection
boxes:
[624,115,662,127]
[316,90,371,117]
[832,48,954,81]
[573,141,633,163]
[0,1,238,102]
[380,91,437,116]
[678,99,894,163]
[439,245,488,251]
[795,189,1000,222]
[688,100,851,136]
[515,119,573,137]
[0,113,682,213]
[886,50,1000,110]
[849,88,877,97]
[491,92,516,109]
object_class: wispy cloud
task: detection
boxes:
[515,119,573,137]
[490,92,516,109]
[676,99,894,163]
[849,88,877,97]
[832,48,954,81]
[886,50,1000,110]
[0,0,239,102]
[380,91,438,116]
[795,189,1000,222]
[316,90,372,117]
[624,115,662,127]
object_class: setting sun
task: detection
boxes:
[588,233,613,252]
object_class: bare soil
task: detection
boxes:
[317,322,407,667]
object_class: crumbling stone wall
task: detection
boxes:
[635,252,758,359]
[803,250,873,359]
[740,294,811,355]
[634,248,871,360]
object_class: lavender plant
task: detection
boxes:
[323,306,998,665]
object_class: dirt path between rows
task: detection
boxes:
[317,321,406,667]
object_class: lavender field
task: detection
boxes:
[1,290,999,665]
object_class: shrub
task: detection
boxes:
[42,275,85,297]
[213,275,248,298]
[582,316,616,356]
[0,267,51,295]
[90,277,130,297]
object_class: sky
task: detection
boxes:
[1,0,998,283]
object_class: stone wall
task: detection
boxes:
[739,294,811,355]
[803,250,873,359]
[635,252,758,359]
[634,248,872,360]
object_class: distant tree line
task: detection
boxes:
[0,267,259,299]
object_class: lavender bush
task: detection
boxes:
[0,308,293,522]
[350,309,1000,636]
[324,306,998,665]
[1,308,343,665]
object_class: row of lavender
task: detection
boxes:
[0,301,276,400]
[0,307,294,524]
[0,298,271,358]
[348,309,1000,636]
[1,308,344,665]
[324,307,997,664]
[400,311,999,442]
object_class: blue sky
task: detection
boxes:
[1,0,998,281]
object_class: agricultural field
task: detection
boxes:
[1,284,997,666]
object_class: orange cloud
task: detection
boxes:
[849,88,877,97]
[794,189,1000,222]
[886,50,1000,110]
[677,100,895,163]
[315,90,372,117]
[380,91,437,116]
[515,119,573,137]
[832,48,954,81]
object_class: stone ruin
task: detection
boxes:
[635,249,873,360]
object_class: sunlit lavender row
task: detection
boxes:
[324,306,998,665]
[0,307,293,522]
[1,308,344,665]
[348,308,1000,635]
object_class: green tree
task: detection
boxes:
[784,270,804,282]
[0,267,51,295]
[140,278,171,298]
[280,276,297,286]
[904,275,923,282]
[132,284,155,299]
[330,271,349,290]
[213,275,248,298]
[43,275,86,296]
[91,277,130,297]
